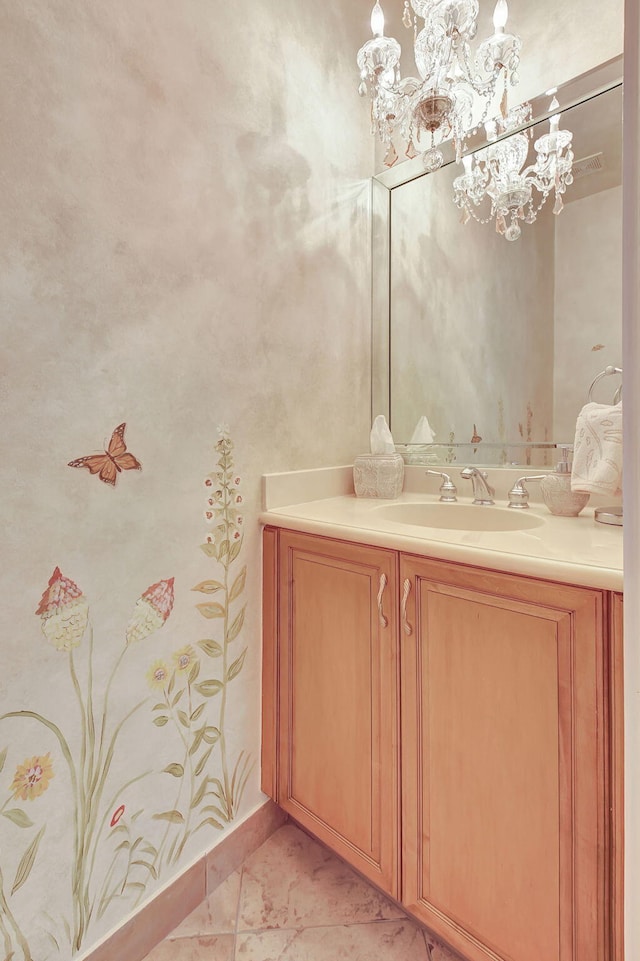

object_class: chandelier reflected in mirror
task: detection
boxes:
[357,0,522,170]
[452,98,575,241]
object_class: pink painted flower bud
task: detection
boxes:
[35,567,89,651]
[125,578,175,645]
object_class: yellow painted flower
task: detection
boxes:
[173,645,197,673]
[35,567,89,651]
[147,660,172,691]
[126,578,175,645]
[11,754,54,802]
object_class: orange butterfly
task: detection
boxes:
[68,423,142,486]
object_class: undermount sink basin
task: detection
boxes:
[376,502,545,532]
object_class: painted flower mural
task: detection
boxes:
[10,755,55,803]
[0,748,51,961]
[0,571,175,956]
[0,428,252,959]
[35,568,89,652]
[145,427,253,876]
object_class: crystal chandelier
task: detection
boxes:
[452,99,575,240]
[357,0,522,170]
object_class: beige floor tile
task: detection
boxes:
[236,920,430,961]
[238,823,405,930]
[169,870,242,938]
[425,934,467,961]
[142,934,235,961]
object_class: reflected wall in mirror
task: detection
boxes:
[373,65,623,467]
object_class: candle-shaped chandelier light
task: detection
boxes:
[357,0,522,170]
[452,97,575,241]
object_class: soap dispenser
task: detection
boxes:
[540,446,590,517]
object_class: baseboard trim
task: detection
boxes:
[80,800,287,961]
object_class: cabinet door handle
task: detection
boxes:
[377,573,389,629]
[401,578,413,636]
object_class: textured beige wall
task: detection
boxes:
[0,2,372,958]
[554,186,623,441]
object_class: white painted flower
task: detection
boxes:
[35,567,89,651]
[126,578,175,645]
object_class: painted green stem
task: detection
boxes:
[0,862,32,961]
[0,711,82,946]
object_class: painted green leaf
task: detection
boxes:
[191,780,207,809]
[191,580,224,595]
[125,881,147,893]
[195,816,225,833]
[167,673,176,697]
[3,809,34,829]
[153,716,169,727]
[229,537,243,562]
[152,810,185,824]
[219,540,230,559]
[194,746,214,777]
[228,606,246,642]
[229,566,247,602]
[190,727,206,756]
[198,640,223,659]
[0,747,7,774]
[200,543,218,559]
[177,710,190,728]
[132,859,158,879]
[188,660,201,684]
[11,825,45,895]
[190,704,206,723]
[164,763,185,778]
[152,703,166,712]
[197,602,226,620]
[203,803,228,821]
[171,689,184,707]
[227,648,247,682]
[116,840,131,852]
[195,680,224,698]
[203,726,221,745]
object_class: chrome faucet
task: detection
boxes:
[460,467,495,505]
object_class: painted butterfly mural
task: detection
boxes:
[68,423,142,486]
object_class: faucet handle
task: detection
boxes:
[426,469,457,502]
[508,475,547,509]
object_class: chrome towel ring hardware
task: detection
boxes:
[587,366,622,404]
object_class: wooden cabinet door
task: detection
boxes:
[400,555,607,961]
[610,593,624,961]
[277,530,399,897]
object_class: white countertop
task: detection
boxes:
[260,468,623,591]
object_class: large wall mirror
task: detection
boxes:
[372,58,623,467]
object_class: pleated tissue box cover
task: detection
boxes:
[353,453,404,498]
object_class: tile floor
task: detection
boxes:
[143,822,462,961]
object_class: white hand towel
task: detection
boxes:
[571,402,623,496]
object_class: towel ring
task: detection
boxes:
[588,366,622,404]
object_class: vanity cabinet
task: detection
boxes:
[263,528,400,897]
[262,528,619,961]
[400,554,607,961]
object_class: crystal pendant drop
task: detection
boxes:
[553,193,564,215]
[403,1,412,28]
[405,140,418,160]
[422,147,444,172]
[496,213,506,235]
[460,207,471,225]
[358,81,367,97]
[504,222,522,242]
[384,142,399,167]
